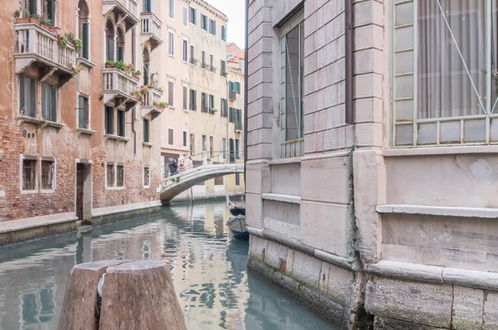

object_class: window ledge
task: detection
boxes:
[16,115,44,125]
[77,57,95,69]
[104,134,129,142]
[143,142,153,148]
[384,145,498,157]
[376,204,498,219]
[261,193,301,204]
[41,120,64,129]
[105,186,125,191]
[77,128,96,135]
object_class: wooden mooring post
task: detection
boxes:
[58,260,187,330]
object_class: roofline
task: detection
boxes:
[188,0,229,22]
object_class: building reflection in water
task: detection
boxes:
[0,202,336,330]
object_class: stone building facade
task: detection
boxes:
[246,0,498,328]
[0,0,166,221]
[158,0,245,202]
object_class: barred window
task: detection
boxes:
[41,160,55,190]
[22,158,37,191]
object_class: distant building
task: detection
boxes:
[246,0,498,328]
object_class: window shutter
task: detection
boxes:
[82,23,89,59]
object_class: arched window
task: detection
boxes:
[116,28,125,62]
[143,48,150,85]
[105,20,115,62]
[78,0,89,59]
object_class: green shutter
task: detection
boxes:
[82,23,89,59]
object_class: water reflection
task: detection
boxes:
[0,202,337,330]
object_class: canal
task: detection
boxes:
[0,201,337,330]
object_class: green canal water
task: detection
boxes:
[0,202,338,330]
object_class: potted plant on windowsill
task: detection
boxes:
[14,10,40,25]
[40,17,54,31]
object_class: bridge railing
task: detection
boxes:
[163,151,244,183]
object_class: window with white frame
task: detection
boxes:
[168,0,174,18]
[116,165,124,187]
[183,6,188,26]
[105,106,114,135]
[393,0,498,146]
[190,89,197,110]
[41,83,57,122]
[143,166,150,187]
[168,81,174,107]
[279,9,304,157]
[189,7,197,25]
[22,158,37,191]
[117,110,125,137]
[106,163,115,187]
[168,128,174,145]
[201,14,208,31]
[209,19,216,35]
[168,30,174,56]
[209,94,215,111]
[78,0,90,60]
[19,75,36,117]
[41,159,55,190]
[182,39,188,62]
[78,95,89,129]
[190,45,195,64]
[183,86,188,111]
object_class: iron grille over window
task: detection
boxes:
[22,158,36,191]
[41,160,54,190]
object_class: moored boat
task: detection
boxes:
[227,215,249,240]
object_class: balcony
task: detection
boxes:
[103,68,139,110]
[103,0,139,30]
[141,87,164,120]
[14,23,77,86]
[141,12,162,50]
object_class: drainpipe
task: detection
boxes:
[244,0,249,186]
[345,0,354,124]
[132,108,136,155]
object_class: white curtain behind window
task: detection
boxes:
[418,0,487,118]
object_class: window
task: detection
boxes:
[235,139,240,159]
[214,176,223,185]
[105,106,114,134]
[182,39,188,62]
[21,0,37,16]
[393,0,497,146]
[209,94,214,111]
[235,172,240,186]
[221,98,228,117]
[19,75,36,117]
[209,54,214,71]
[235,109,242,131]
[190,45,195,64]
[201,93,207,112]
[168,128,174,145]
[202,135,206,152]
[78,95,89,129]
[42,83,57,122]
[144,166,150,187]
[229,81,241,94]
[143,48,150,85]
[105,20,115,61]
[201,14,208,31]
[143,0,151,12]
[168,31,174,56]
[78,0,90,60]
[168,81,174,107]
[168,0,174,18]
[222,138,226,158]
[106,163,115,187]
[220,60,227,76]
[209,136,214,158]
[183,6,188,26]
[143,119,150,143]
[201,51,206,68]
[41,159,54,190]
[190,89,197,110]
[42,0,56,24]
[182,131,187,147]
[190,133,195,154]
[116,28,125,62]
[209,19,216,35]
[189,7,196,25]
[221,25,227,41]
[22,158,37,191]
[117,110,125,137]
[183,86,188,111]
[229,107,236,123]
[116,165,124,187]
[280,13,304,142]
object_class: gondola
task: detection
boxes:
[226,214,249,240]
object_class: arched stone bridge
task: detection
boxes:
[160,162,244,205]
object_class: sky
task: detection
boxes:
[205,0,246,48]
